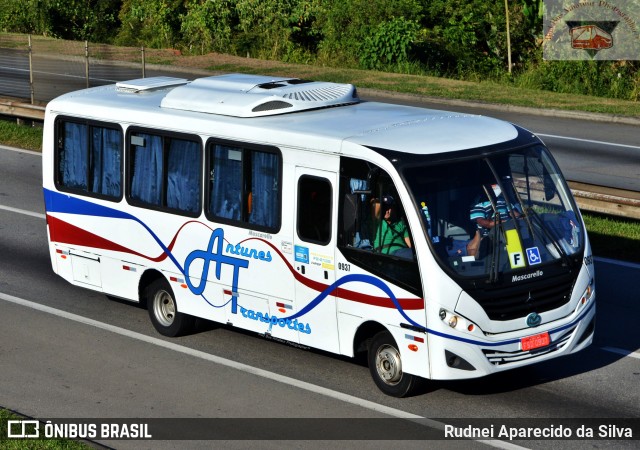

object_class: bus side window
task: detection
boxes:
[128,130,201,215]
[339,159,413,258]
[338,157,421,296]
[297,176,332,244]
[209,144,242,221]
[207,141,281,232]
[341,179,375,250]
[56,118,122,200]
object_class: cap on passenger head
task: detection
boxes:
[381,195,395,208]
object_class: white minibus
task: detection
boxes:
[43,74,595,397]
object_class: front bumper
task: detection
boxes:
[427,295,596,380]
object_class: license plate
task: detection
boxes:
[521,332,550,351]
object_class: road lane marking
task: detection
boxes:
[0,291,423,419]
[0,290,526,449]
[536,134,640,151]
[0,204,45,219]
[0,65,120,83]
[594,256,640,270]
[601,346,640,360]
[0,144,41,155]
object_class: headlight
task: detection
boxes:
[581,278,595,304]
[439,308,477,332]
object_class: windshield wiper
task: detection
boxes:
[482,184,502,284]
[506,177,535,238]
[490,212,503,283]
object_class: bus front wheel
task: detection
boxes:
[146,278,195,337]
[368,331,421,398]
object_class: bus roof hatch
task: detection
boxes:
[116,77,189,93]
[160,73,360,117]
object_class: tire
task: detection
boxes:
[368,331,421,398]
[146,277,195,337]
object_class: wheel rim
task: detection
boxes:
[153,289,175,327]
[375,343,403,385]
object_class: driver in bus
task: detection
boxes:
[447,182,521,258]
[470,182,521,237]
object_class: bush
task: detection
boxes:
[314,0,423,67]
[180,0,232,55]
[360,17,419,70]
[516,58,640,101]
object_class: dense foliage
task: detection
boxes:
[0,0,637,100]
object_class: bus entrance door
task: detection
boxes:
[293,167,339,353]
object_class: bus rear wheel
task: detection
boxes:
[368,331,421,398]
[146,278,195,337]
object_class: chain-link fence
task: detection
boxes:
[0,33,154,104]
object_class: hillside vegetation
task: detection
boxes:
[1,0,638,102]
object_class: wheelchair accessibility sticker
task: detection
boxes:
[526,247,542,265]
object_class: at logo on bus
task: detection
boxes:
[184,228,251,314]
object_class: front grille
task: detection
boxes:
[483,325,576,366]
[471,270,575,321]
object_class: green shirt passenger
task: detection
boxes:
[372,195,412,258]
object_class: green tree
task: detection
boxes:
[180,0,232,54]
[0,0,121,42]
[285,0,322,62]
[48,0,122,41]
[232,0,296,59]
[421,0,508,77]
[116,0,184,48]
[0,0,53,35]
[360,17,419,70]
[314,0,423,67]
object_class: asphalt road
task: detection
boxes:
[1,145,639,449]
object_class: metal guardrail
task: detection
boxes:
[1,98,638,221]
[0,97,45,121]
[569,182,640,220]
[0,33,149,103]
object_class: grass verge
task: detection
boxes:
[0,119,42,151]
[0,408,89,449]
[583,213,640,264]
[199,59,640,117]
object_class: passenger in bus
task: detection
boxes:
[372,195,413,258]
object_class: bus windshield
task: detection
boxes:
[403,144,583,280]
